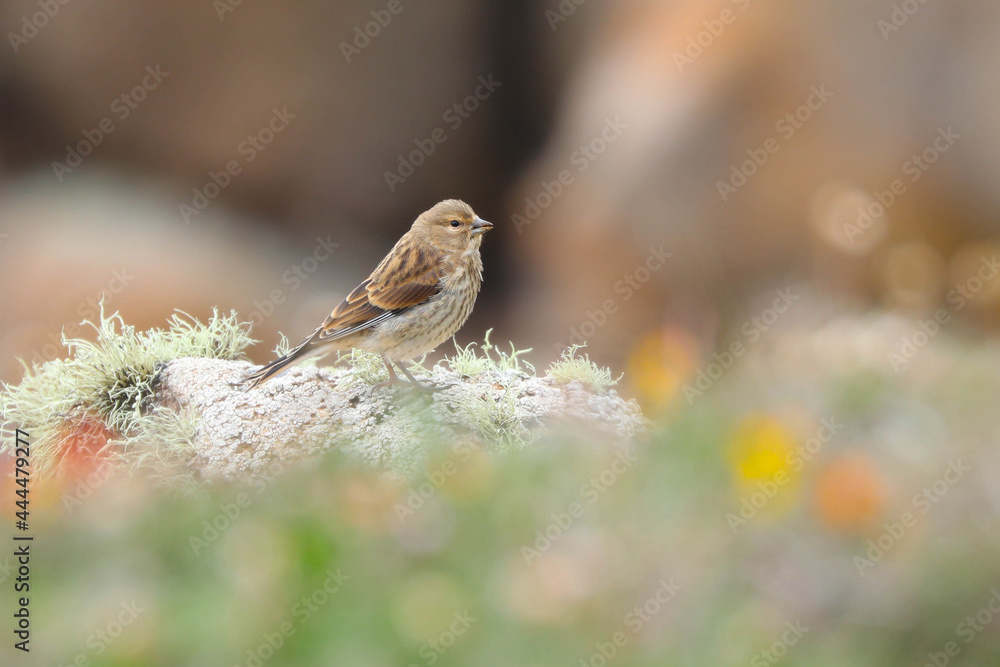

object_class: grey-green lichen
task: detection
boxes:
[1,306,252,477]
[547,344,622,393]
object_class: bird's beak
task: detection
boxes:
[471,217,493,236]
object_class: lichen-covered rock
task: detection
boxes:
[156,357,646,482]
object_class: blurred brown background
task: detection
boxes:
[1,0,998,382]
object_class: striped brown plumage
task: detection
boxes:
[245,199,492,388]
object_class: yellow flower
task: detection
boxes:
[727,414,801,517]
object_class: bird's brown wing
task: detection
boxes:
[316,237,443,342]
[245,234,443,386]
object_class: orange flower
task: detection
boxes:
[626,328,698,413]
[814,452,886,532]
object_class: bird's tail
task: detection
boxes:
[244,331,320,388]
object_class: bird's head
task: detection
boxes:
[414,199,493,252]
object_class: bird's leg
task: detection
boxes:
[394,361,422,385]
[381,355,400,384]
[364,355,403,396]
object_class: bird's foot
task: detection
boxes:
[363,377,398,398]
[368,356,452,395]
[366,375,452,397]
[402,377,454,394]
[395,362,455,394]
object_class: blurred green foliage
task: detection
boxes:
[13,388,1000,666]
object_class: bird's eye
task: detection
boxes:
[450,220,461,228]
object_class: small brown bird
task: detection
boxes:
[246,199,493,388]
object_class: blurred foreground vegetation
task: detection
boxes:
[4,315,1000,667]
